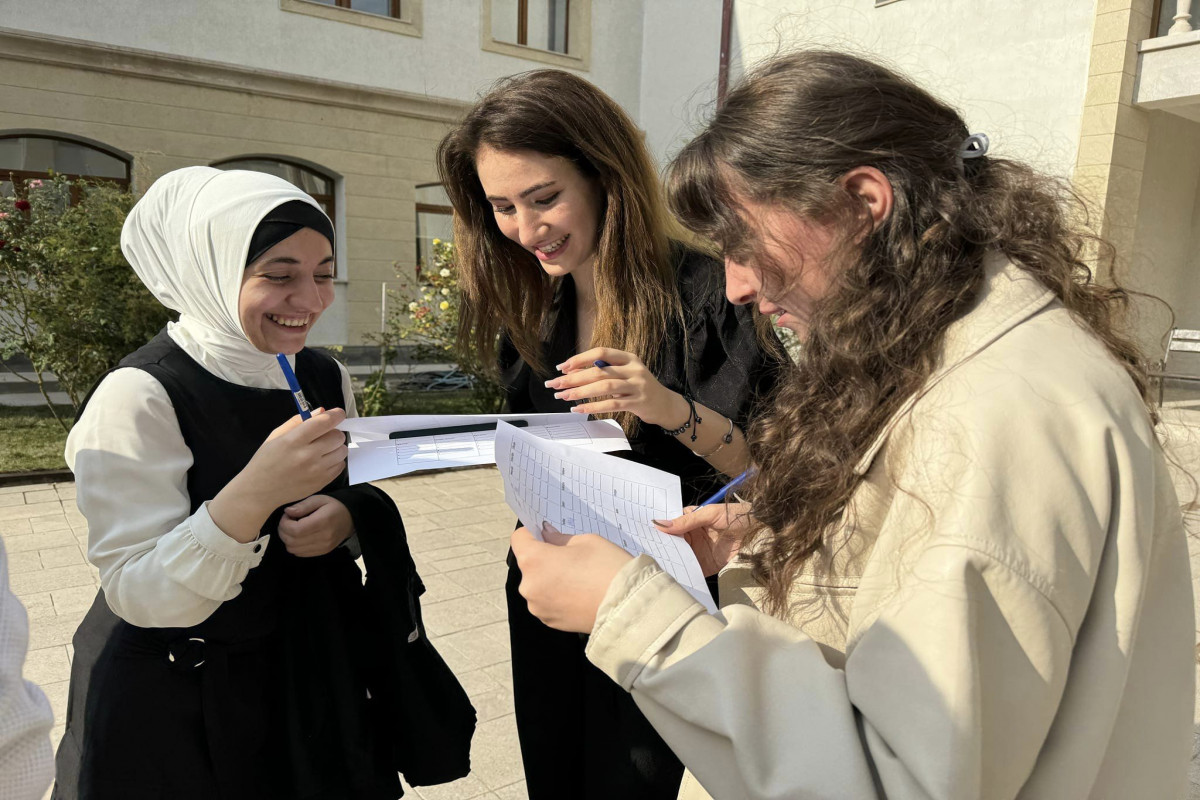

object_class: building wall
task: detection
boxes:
[1131,111,1200,349]
[0,33,465,346]
[727,0,1098,179]
[0,0,645,127]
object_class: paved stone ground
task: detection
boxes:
[1,466,527,800]
[5,410,1200,800]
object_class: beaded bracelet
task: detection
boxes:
[692,415,735,459]
[661,393,701,440]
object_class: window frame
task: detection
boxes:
[0,132,132,205]
[414,181,454,271]
[280,0,421,37]
[481,0,590,69]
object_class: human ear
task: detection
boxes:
[839,167,894,231]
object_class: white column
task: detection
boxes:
[1170,0,1194,35]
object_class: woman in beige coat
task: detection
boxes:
[510,51,1196,799]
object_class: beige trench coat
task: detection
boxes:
[586,255,1195,799]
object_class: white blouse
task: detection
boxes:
[66,329,357,629]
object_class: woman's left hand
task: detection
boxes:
[548,347,688,428]
[511,522,634,633]
[277,494,354,557]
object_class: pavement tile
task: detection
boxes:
[435,552,496,572]
[10,564,97,596]
[0,493,25,508]
[412,553,441,575]
[421,595,507,637]
[0,484,28,495]
[468,714,525,791]
[482,662,513,692]
[39,545,84,569]
[412,773,491,800]
[28,612,85,652]
[421,572,471,603]
[428,638,480,674]
[23,645,71,686]
[41,678,70,722]
[51,584,101,616]
[397,498,447,516]
[470,688,515,723]
[0,518,32,535]
[429,508,493,528]
[426,544,488,564]
[493,781,528,800]
[477,590,508,615]
[20,592,55,621]
[452,525,507,545]
[441,622,510,670]
[0,500,63,522]
[3,530,76,553]
[24,490,59,504]
[30,515,71,533]
[55,485,76,501]
[475,539,513,560]
[407,527,476,555]
[7,550,44,574]
[456,667,502,698]
[442,563,507,595]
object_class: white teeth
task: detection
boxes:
[540,235,567,254]
[268,314,310,328]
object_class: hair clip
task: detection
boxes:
[959,133,990,159]
[956,133,989,176]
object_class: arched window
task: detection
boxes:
[0,132,131,203]
[213,157,336,223]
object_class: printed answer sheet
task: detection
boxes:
[340,413,630,484]
[495,420,716,613]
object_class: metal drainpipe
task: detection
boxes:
[718,0,734,107]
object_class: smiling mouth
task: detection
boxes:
[536,235,568,255]
[266,314,311,328]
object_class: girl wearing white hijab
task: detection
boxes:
[51,167,447,799]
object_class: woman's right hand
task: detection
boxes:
[247,408,348,506]
[209,409,348,543]
[654,502,754,576]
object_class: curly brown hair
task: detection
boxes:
[667,50,1152,615]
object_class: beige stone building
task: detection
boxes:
[0,0,723,348]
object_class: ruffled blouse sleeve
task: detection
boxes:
[66,368,268,629]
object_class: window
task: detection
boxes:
[213,157,336,223]
[492,0,569,54]
[280,0,421,37]
[482,0,590,69]
[304,0,401,18]
[0,133,130,203]
[415,182,453,271]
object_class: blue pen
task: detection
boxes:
[275,353,313,420]
[593,360,611,368]
[697,469,752,508]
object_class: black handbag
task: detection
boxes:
[330,485,477,786]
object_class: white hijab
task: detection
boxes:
[120,166,332,389]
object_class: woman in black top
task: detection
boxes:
[437,70,784,799]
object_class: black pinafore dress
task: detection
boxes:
[54,331,401,800]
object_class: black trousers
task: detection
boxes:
[506,550,686,800]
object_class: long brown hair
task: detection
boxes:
[437,70,681,431]
[667,50,1151,614]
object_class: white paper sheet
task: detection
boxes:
[494,420,716,613]
[340,413,630,484]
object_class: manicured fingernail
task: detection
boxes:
[570,406,585,413]
[555,362,566,370]
[553,392,566,400]
[651,519,670,528]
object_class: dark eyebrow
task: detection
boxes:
[259,257,300,266]
[485,181,558,203]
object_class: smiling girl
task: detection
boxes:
[437,71,785,798]
[52,167,440,800]
[511,51,1194,799]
